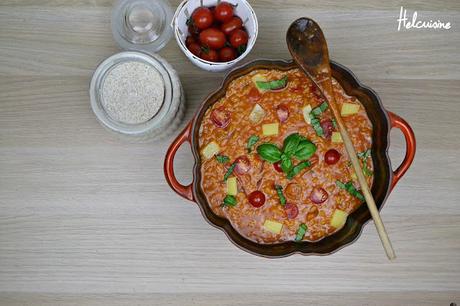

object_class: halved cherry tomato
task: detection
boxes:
[248,191,265,208]
[199,28,226,49]
[310,187,328,204]
[276,104,289,122]
[200,48,218,62]
[229,29,248,48]
[191,7,214,30]
[320,119,334,138]
[214,1,234,23]
[324,149,341,165]
[273,161,283,173]
[219,47,237,62]
[284,203,299,219]
[210,107,230,127]
[234,156,251,174]
[248,87,261,102]
[221,16,243,35]
[187,42,202,56]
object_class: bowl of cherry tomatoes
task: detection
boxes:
[172,0,258,72]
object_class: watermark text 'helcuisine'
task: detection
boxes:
[397,6,451,31]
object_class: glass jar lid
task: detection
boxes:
[111,0,173,53]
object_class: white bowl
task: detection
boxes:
[172,0,258,72]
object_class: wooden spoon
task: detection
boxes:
[286,18,396,260]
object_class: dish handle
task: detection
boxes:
[164,121,195,202]
[388,111,416,190]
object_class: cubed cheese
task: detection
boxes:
[341,103,360,116]
[251,74,268,93]
[226,177,238,196]
[331,132,343,143]
[263,220,283,234]
[330,209,348,229]
[302,105,312,124]
[249,104,266,123]
[262,123,279,136]
[202,141,220,160]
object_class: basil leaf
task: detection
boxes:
[274,184,286,206]
[282,133,302,157]
[246,135,260,153]
[216,155,230,164]
[295,223,308,241]
[280,156,293,173]
[336,180,365,202]
[294,140,317,160]
[223,163,236,181]
[357,149,371,159]
[255,76,288,91]
[287,161,311,180]
[256,143,282,163]
[222,195,237,207]
[311,102,328,116]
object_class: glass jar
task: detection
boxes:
[89,51,184,140]
[111,0,173,53]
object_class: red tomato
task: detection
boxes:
[200,48,218,62]
[229,29,248,48]
[284,203,299,219]
[324,149,341,165]
[234,156,251,174]
[310,187,328,204]
[248,191,265,208]
[214,1,234,22]
[221,16,243,35]
[276,104,289,122]
[191,7,214,30]
[187,42,202,56]
[185,36,195,47]
[273,161,283,173]
[248,87,261,102]
[219,47,237,62]
[320,119,334,138]
[199,28,226,49]
[210,107,230,127]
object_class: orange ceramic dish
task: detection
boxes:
[165,60,415,257]
[198,68,373,243]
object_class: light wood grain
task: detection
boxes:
[0,0,459,305]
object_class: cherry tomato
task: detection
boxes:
[324,149,341,165]
[310,187,328,204]
[219,47,237,62]
[187,42,202,56]
[248,191,265,208]
[285,183,302,200]
[199,28,226,49]
[234,156,251,174]
[200,48,219,62]
[188,23,200,37]
[214,1,234,23]
[191,7,214,30]
[185,36,195,47]
[273,161,283,173]
[276,104,289,122]
[248,87,261,102]
[320,119,334,138]
[210,107,230,127]
[229,29,248,48]
[284,203,299,219]
[221,16,243,35]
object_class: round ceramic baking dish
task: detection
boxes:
[164,59,416,257]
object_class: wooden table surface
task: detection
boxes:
[1,0,459,305]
